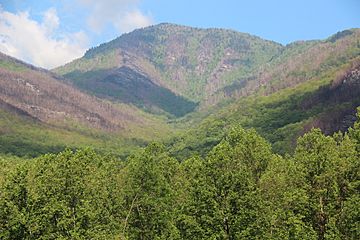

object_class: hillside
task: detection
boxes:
[0,52,172,156]
[54,23,283,116]
[54,25,360,119]
[159,28,360,157]
[2,25,360,157]
[204,29,360,105]
[169,57,360,157]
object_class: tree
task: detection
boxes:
[259,155,317,239]
[337,111,360,239]
[0,164,30,239]
[122,143,180,239]
[294,129,343,240]
[178,127,274,239]
[0,149,124,239]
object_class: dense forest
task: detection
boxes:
[1,109,359,239]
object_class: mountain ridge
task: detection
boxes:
[54,24,359,117]
[54,23,284,116]
[1,24,359,156]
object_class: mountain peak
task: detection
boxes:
[58,23,284,106]
[83,23,282,58]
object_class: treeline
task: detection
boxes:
[1,115,359,239]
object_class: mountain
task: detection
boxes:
[54,24,360,118]
[53,24,360,155]
[0,52,172,156]
[165,29,360,157]
[2,24,360,157]
[2,23,360,240]
[54,23,283,116]
[203,29,360,105]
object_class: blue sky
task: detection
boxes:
[0,0,359,68]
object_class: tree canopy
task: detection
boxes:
[1,116,359,239]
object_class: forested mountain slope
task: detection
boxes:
[0,52,172,156]
[54,23,283,116]
[169,53,360,157]
[54,25,360,119]
[1,26,360,157]
[204,28,360,105]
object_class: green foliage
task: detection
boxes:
[292,128,359,240]
[171,57,360,157]
[0,149,124,239]
[0,105,174,158]
[1,121,359,239]
[122,143,180,239]
[327,30,354,43]
[0,59,27,72]
[259,155,317,239]
[176,127,274,239]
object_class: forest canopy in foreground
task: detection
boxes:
[1,110,359,240]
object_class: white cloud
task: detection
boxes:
[78,0,153,33]
[42,8,59,34]
[115,9,153,33]
[0,8,88,69]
